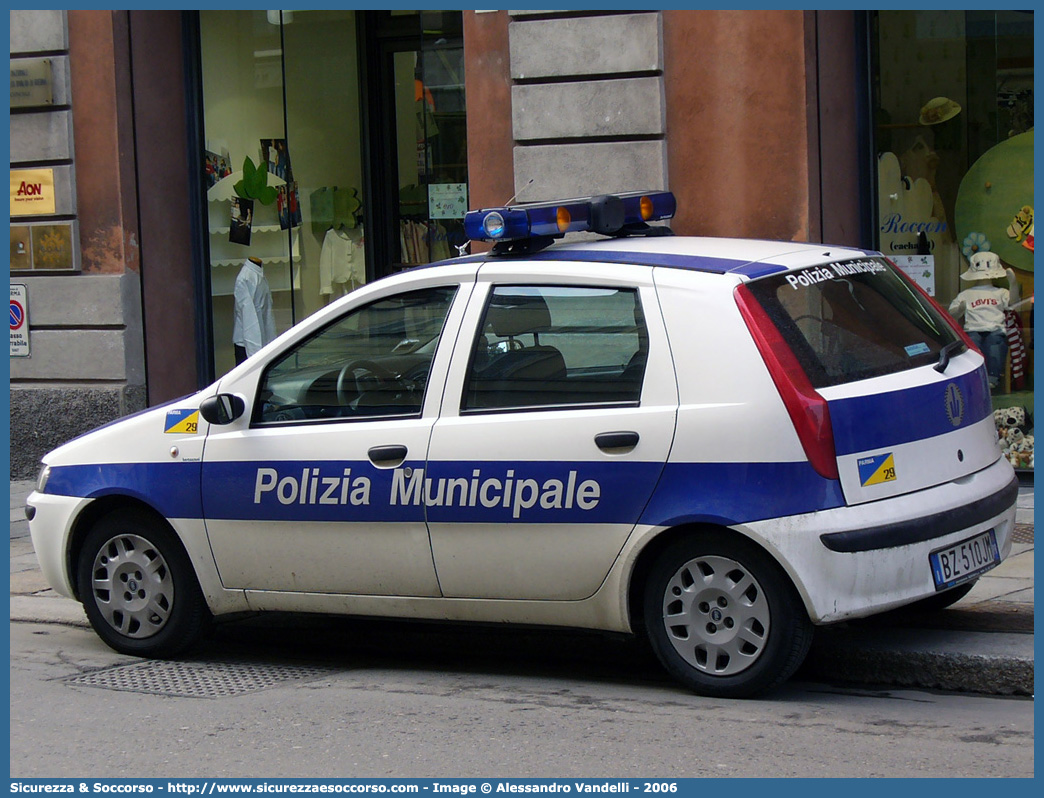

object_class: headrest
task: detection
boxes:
[486,295,552,337]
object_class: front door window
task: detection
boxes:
[255,286,457,423]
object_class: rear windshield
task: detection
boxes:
[745,257,962,388]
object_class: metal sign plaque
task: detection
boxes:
[30,223,74,270]
[10,58,53,108]
[11,168,56,216]
[10,226,32,270]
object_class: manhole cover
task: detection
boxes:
[63,660,336,698]
[1012,523,1033,544]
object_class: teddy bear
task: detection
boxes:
[992,406,1033,468]
[1017,435,1035,469]
[1010,436,1034,469]
[994,406,1026,429]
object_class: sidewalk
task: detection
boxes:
[9,479,1034,695]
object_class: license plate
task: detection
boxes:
[929,529,1000,591]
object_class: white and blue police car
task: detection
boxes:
[26,191,1017,697]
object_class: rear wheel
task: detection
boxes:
[77,508,209,657]
[643,535,813,698]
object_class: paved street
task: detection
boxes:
[8,479,1035,778]
[9,620,1034,778]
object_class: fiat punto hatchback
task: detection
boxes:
[26,192,1017,697]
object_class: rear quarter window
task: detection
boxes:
[746,257,962,388]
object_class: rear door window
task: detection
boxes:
[462,285,648,411]
[745,258,962,388]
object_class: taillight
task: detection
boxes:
[886,257,982,356]
[734,284,839,480]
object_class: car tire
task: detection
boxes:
[77,508,210,657]
[643,535,813,698]
[905,579,977,613]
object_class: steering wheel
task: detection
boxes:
[402,362,430,389]
[336,359,399,406]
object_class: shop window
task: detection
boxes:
[198,10,467,379]
[200,10,368,376]
[871,10,1034,472]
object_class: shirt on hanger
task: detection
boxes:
[319,226,365,295]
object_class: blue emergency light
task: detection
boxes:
[464,191,676,255]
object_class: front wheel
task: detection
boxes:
[77,508,210,657]
[643,535,813,698]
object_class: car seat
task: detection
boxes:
[468,294,568,408]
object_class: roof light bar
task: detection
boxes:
[464,191,676,244]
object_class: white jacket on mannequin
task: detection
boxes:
[233,257,276,357]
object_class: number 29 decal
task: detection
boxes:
[164,409,201,435]
[857,452,897,487]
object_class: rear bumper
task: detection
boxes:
[819,474,1018,552]
[743,456,1017,624]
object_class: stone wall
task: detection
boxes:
[464,10,837,242]
[9,10,146,477]
[508,11,667,202]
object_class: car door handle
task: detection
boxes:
[368,445,408,467]
[595,431,640,451]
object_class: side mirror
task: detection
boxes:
[199,393,246,425]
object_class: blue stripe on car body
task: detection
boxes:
[43,462,203,519]
[638,461,846,526]
[727,262,789,279]
[527,249,755,273]
[523,246,879,277]
[44,458,843,527]
[828,367,991,456]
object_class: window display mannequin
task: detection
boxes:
[233,256,276,365]
[947,251,1010,389]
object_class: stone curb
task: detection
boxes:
[10,593,1034,696]
[10,595,89,627]
[804,627,1035,696]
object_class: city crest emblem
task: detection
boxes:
[945,383,964,427]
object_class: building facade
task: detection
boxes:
[9,9,1034,477]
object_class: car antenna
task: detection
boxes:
[455,179,536,257]
[503,178,535,207]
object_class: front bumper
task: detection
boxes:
[25,490,90,600]
[744,456,1017,624]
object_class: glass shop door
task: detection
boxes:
[363,11,469,276]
